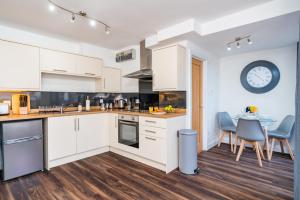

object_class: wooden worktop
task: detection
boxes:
[0,109,186,122]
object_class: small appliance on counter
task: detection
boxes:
[11,94,30,115]
[0,103,9,116]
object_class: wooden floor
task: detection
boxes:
[0,144,293,200]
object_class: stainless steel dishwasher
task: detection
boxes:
[0,119,44,181]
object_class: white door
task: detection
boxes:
[77,114,109,153]
[102,67,121,92]
[47,116,77,160]
[109,114,119,148]
[76,56,102,77]
[0,40,40,90]
[40,48,77,74]
[152,46,177,91]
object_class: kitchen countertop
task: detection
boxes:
[0,109,186,122]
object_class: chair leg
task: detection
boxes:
[255,142,263,167]
[230,132,233,152]
[285,139,295,160]
[236,140,245,161]
[234,134,238,154]
[258,144,265,160]
[270,138,275,160]
[218,131,225,147]
[280,141,285,154]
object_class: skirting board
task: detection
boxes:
[47,146,109,170]
[109,147,166,173]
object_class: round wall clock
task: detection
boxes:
[240,60,280,94]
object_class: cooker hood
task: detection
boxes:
[124,40,152,79]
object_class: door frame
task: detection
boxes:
[187,55,208,151]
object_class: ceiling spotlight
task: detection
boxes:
[236,42,241,48]
[227,45,231,51]
[48,4,56,12]
[89,20,96,27]
[105,26,111,35]
[247,38,253,45]
[70,14,76,23]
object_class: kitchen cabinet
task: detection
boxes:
[140,134,166,163]
[109,114,119,148]
[152,44,186,91]
[40,48,77,74]
[46,114,109,167]
[77,114,109,153]
[40,48,103,78]
[47,116,77,160]
[0,40,40,90]
[97,67,121,92]
[76,56,102,77]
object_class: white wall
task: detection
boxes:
[0,24,139,93]
[219,45,297,150]
[180,41,221,151]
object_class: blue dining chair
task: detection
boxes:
[235,119,265,167]
[217,112,236,152]
[268,115,295,160]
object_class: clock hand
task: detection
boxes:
[254,74,264,81]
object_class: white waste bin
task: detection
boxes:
[179,129,199,175]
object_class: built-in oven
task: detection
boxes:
[118,114,139,148]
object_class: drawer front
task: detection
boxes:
[139,117,166,128]
[139,125,166,139]
[140,134,165,164]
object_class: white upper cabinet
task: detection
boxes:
[40,48,77,74]
[152,44,187,91]
[76,56,102,77]
[0,40,40,90]
[40,48,102,78]
[98,67,121,92]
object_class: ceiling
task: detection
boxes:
[192,11,300,56]
[0,0,273,49]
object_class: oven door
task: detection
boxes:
[118,120,139,148]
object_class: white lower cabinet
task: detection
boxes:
[46,114,109,168]
[47,116,77,161]
[109,114,119,148]
[140,134,165,164]
[77,114,109,153]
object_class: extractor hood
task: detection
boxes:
[124,40,152,79]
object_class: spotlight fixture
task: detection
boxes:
[105,26,111,35]
[47,0,111,34]
[48,4,56,12]
[70,13,76,23]
[225,35,252,51]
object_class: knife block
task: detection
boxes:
[11,94,30,115]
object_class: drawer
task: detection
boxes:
[140,134,165,164]
[139,117,167,128]
[139,125,166,139]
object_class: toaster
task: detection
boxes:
[0,103,9,115]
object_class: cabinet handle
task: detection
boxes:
[85,73,96,76]
[115,116,117,127]
[145,130,156,134]
[74,118,77,132]
[145,120,156,124]
[77,118,80,131]
[145,137,156,141]
[53,69,67,73]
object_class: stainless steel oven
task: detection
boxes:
[118,114,139,148]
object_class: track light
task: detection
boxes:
[105,26,111,35]
[70,14,76,23]
[236,42,241,48]
[89,20,96,27]
[227,45,231,51]
[48,4,56,12]
[247,38,253,45]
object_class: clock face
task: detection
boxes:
[240,60,280,94]
[246,66,272,88]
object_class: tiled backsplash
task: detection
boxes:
[0,91,186,109]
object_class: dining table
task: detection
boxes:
[232,113,277,160]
